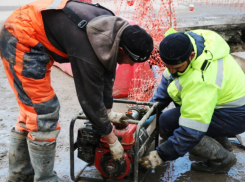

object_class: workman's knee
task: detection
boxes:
[33,95,60,131]
[27,130,60,143]
[158,117,172,136]
[159,108,180,135]
[159,112,171,128]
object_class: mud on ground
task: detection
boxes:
[1,58,245,182]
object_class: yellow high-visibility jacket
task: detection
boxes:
[163,28,245,132]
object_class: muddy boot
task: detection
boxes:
[27,139,60,182]
[6,128,34,182]
[190,135,237,173]
[214,137,233,152]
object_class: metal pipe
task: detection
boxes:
[77,115,140,124]
[155,104,160,147]
[69,117,76,181]
[113,99,155,106]
[77,115,88,120]
[70,110,84,181]
[138,128,157,158]
[133,102,159,182]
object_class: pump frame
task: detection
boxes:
[69,99,160,182]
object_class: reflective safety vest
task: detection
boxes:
[162,28,245,132]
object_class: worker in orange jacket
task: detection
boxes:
[0,0,153,181]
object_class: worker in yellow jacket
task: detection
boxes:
[140,28,245,173]
[0,0,153,181]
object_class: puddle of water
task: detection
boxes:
[160,155,192,182]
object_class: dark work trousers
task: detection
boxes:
[159,104,245,137]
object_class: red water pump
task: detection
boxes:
[77,119,148,180]
[70,101,159,182]
[77,122,139,179]
[95,124,136,179]
[76,106,149,180]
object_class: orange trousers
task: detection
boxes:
[0,7,61,142]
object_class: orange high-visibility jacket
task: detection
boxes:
[0,0,126,140]
[4,0,69,59]
[0,0,69,141]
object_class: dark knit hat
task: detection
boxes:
[159,33,193,65]
[120,25,153,62]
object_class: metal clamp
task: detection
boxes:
[78,20,87,29]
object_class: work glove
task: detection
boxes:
[108,111,128,126]
[139,150,164,169]
[108,138,124,160]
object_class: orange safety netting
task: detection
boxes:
[92,0,174,101]
[92,0,245,101]
[128,48,165,101]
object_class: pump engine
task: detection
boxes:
[76,106,148,179]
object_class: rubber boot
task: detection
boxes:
[214,137,233,152]
[190,135,237,173]
[6,128,34,182]
[27,139,60,182]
